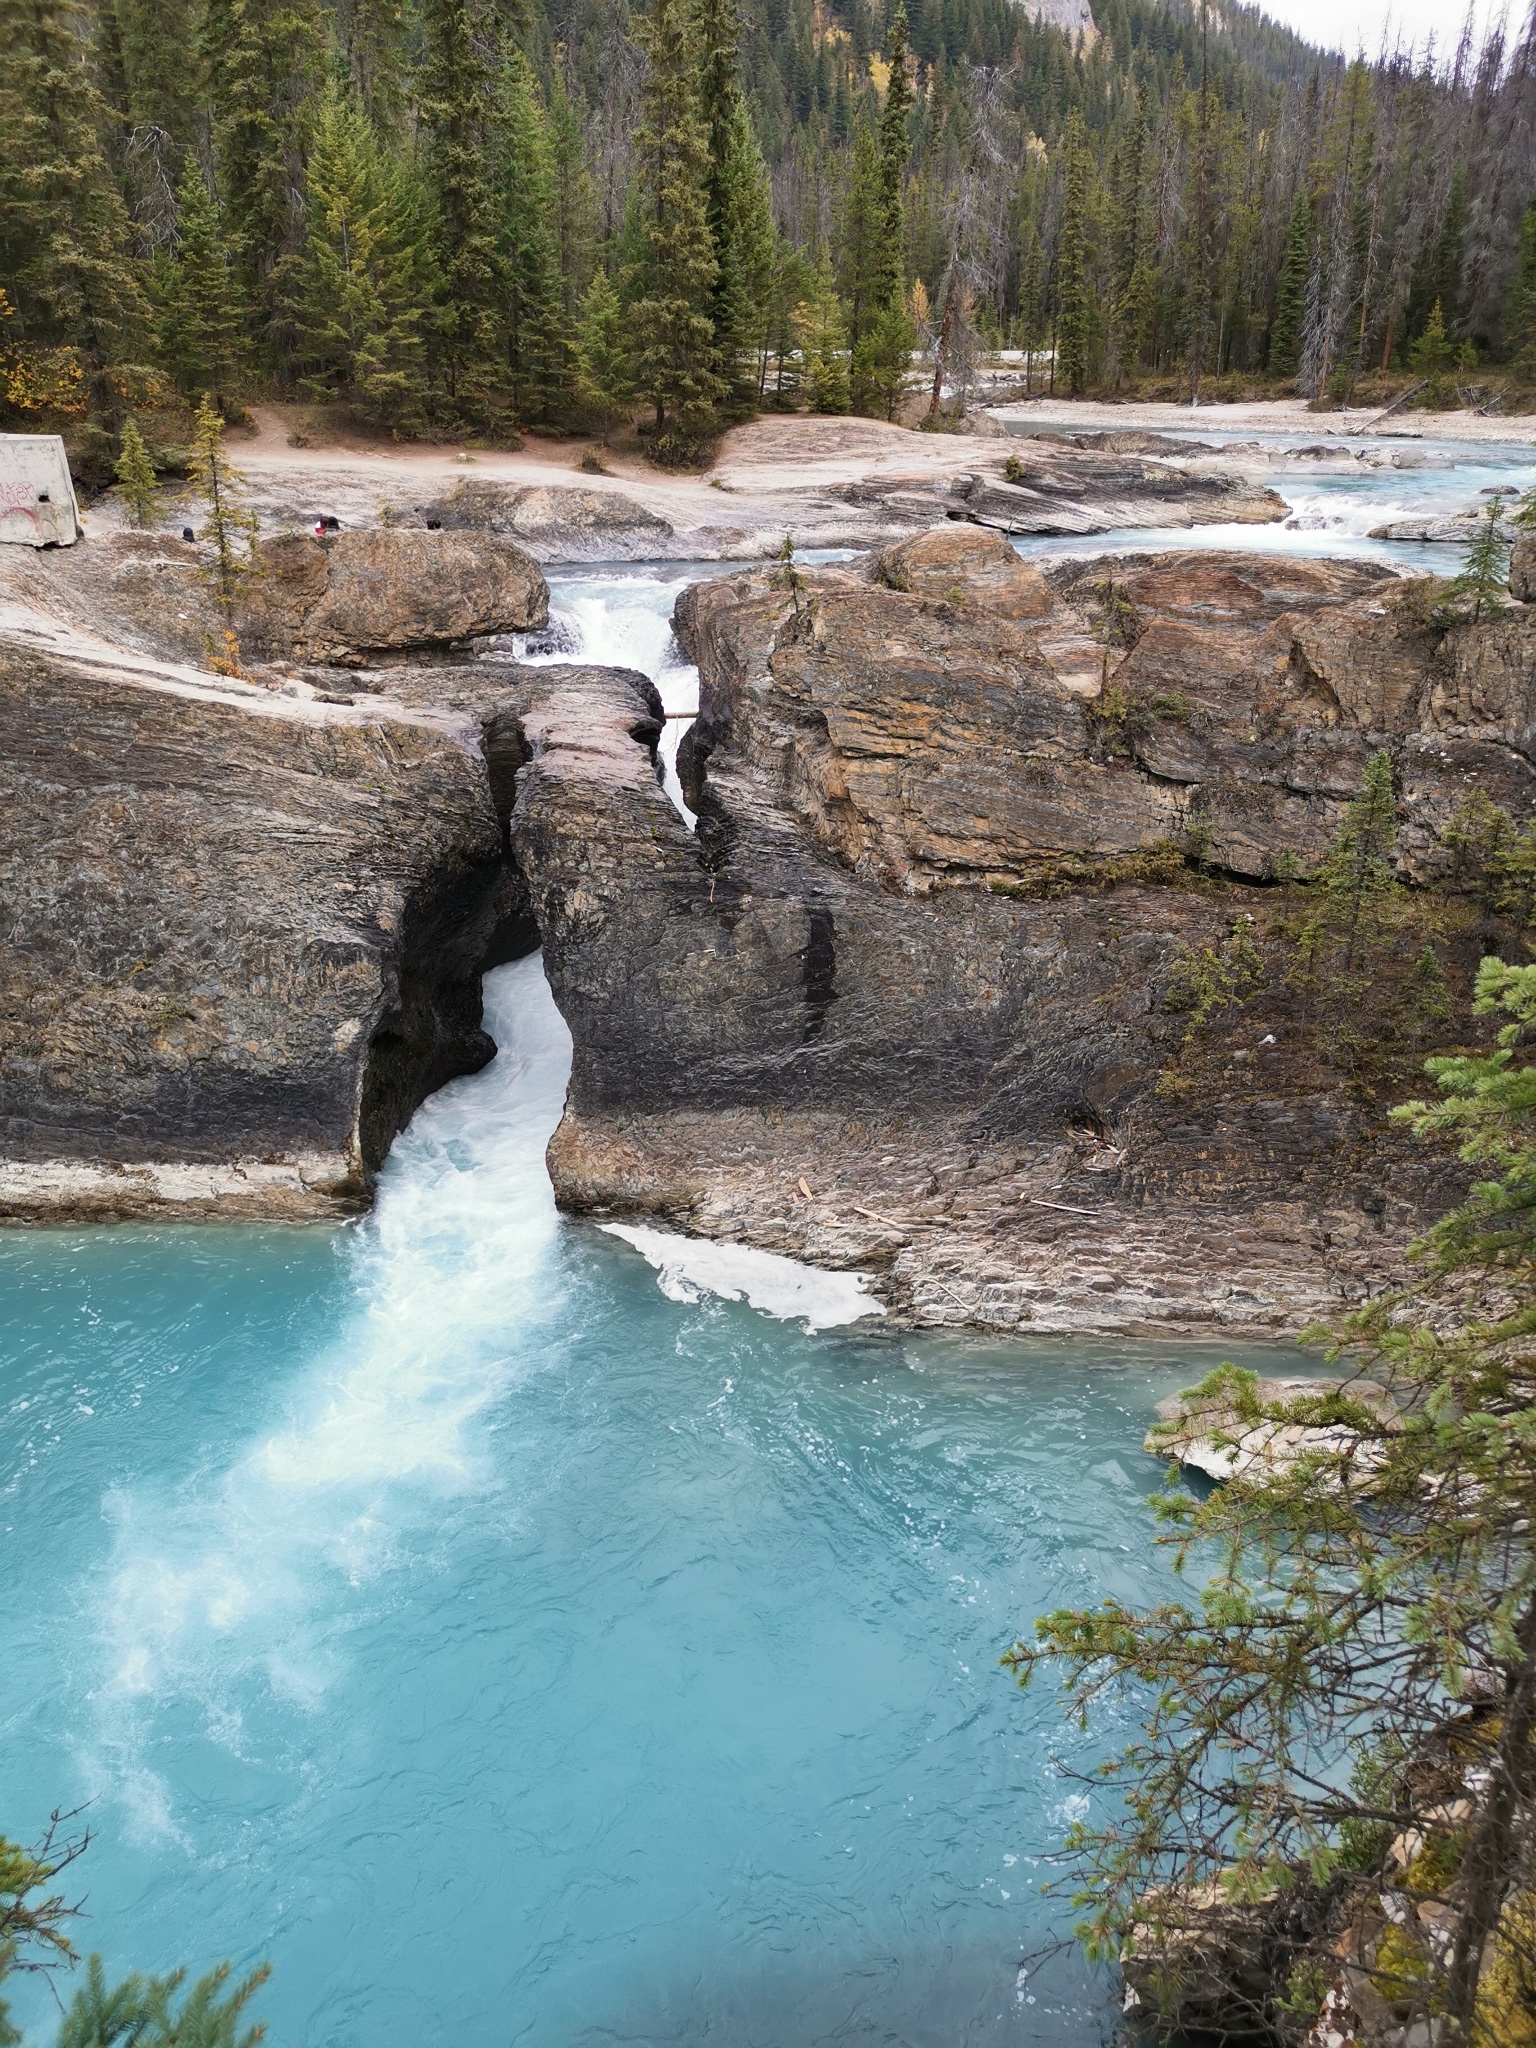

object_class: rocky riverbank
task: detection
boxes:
[4,432,1532,1333]
[113,409,1287,564]
[519,529,1535,1337]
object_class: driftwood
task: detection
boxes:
[1347,380,1427,434]
[851,1202,913,1232]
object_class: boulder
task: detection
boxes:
[415,478,676,561]
[493,552,1468,1340]
[11,526,549,668]
[290,528,548,662]
[674,550,1441,889]
[1120,1877,1321,2040]
[870,525,1054,619]
[0,640,525,1218]
[1146,1372,1401,1482]
[950,448,1287,534]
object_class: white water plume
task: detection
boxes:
[537,570,704,823]
[88,957,573,1831]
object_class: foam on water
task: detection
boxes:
[532,566,738,823]
[1005,438,1536,571]
[600,1222,886,1331]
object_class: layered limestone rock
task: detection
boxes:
[0,626,649,1222]
[834,438,1287,537]
[9,509,1535,1338]
[10,525,549,668]
[413,478,677,562]
[507,535,1536,1337]
[1146,1372,1401,1483]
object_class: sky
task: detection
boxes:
[1252,0,1520,60]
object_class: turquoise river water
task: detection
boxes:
[3,438,1533,2047]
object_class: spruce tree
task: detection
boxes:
[1410,297,1453,405]
[875,2,913,314]
[719,98,777,402]
[1448,490,1510,623]
[1505,199,1536,382]
[0,0,150,425]
[499,51,565,422]
[546,65,597,359]
[842,121,888,411]
[1108,97,1150,386]
[102,0,204,142]
[694,0,743,396]
[114,417,161,527]
[793,249,850,413]
[1268,190,1311,380]
[1055,108,1090,398]
[417,0,506,418]
[288,87,429,419]
[575,269,635,440]
[202,0,327,359]
[862,298,914,420]
[625,0,722,447]
[1016,218,1043,392]
[331,0,411,123]
[156,163,247,409]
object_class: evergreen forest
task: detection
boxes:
[5,0,1536,466]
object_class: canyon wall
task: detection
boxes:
[5,515,1533,1339]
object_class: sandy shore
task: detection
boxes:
[228,405,1013,547]
[984,392,1536,445]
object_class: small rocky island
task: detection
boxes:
[3,442,1529,1344]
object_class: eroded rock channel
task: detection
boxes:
[3,510,1531,1337]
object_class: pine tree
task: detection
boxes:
[0,0,150,424]
[188,393,260,640]
[1268,189,1311,380]
[156,162,247,408]
[417,0,506,418]
[288,86,429,419]
[202,0,328,359]
[575,268,635,439]
[625,0,722,448]
[498,51,565,422]
[114,416,160,527]
[1055,108,1090,397]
